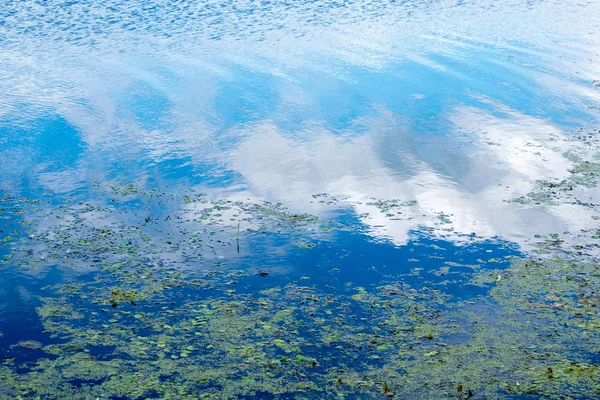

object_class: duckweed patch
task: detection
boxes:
[4,264,600,399]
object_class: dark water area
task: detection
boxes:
[1,0,600,398]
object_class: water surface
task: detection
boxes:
[1,0,600,398]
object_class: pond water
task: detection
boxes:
[1,0,600,399]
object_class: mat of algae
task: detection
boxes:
[0,129,599,399]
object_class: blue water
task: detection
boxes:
[1,0,600,398]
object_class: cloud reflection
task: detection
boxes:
[230,105,599,246]
[1,0,599,250]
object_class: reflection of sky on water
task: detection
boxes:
[1,0,599,247]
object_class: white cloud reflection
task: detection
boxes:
[229,105,599,247]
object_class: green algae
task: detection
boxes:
[366,199,418,217]
[4,256,595,399]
